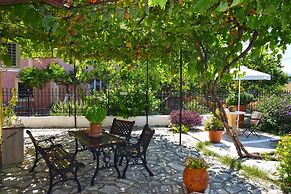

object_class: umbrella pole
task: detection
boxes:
[237,79,241,130]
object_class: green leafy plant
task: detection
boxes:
[228,105,236,112]
[170,124,189,133]
[184,99,210,114]
[19,66,49,89]
[204,116,224,131]
[83,92,107,124]
[49,100,86,116]
[184,156,209,170]
[46,62,73,85]
[255,94,291,135]
[109,85,159,118]
[3,88,18,126]
[226,92,255,106]
[84,106,106,124]
[276,135,291,193]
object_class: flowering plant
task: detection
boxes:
[185,156,209,170]
[170,110,202,128]
[255,94,291,134]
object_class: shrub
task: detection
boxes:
[226,92,255,106]
[255,94,291,135]
[3,88,17,126]
[170,124,189,133]
[109,85,160,118]
[170,110,202,129]
[49,100,86,116]
[184,99,210,115]
[276,135,291,193]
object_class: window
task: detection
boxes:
[90,79,108,92]
[7,43,21,67]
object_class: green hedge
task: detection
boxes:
[276,135,291,193]
[255,94,291,135]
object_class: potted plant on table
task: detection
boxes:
[183,156,209,193]
[84,105,106,135]
[204,116,224,143]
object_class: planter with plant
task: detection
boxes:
[83,93,107,136]
[228,105,236,112]
[2,88,25,165]
[204,116,224,143]
[183,156,209,193]
[84,106,106,135]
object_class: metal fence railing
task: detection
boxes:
[2,88,291,116]
[2,88,89,116]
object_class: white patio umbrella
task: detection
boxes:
[231,66,271,128]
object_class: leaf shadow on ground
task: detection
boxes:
[0,128,275,194]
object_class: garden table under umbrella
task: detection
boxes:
[231,66,271,129]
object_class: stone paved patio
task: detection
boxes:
[0,127,282,194]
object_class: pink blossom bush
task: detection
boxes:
[170,110,202,128]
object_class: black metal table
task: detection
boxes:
[68,130,125,186]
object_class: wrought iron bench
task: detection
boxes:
[26,130,57,172]
[27,130,84,194]
[114,124,155,179]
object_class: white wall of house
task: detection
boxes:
[19,115,212,128]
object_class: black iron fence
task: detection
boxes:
[2,88,89,116]
[2,88,291,116]
[151,89,291,114]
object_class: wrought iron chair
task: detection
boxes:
[26,130,58,172]
[114,124,155,179]
[110,118,135,142]
[242,111,263,138]
[99,118,135,166]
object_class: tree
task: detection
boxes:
[1,0,291,158]
[174,1,291,157]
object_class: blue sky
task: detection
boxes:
[282,44,291,76]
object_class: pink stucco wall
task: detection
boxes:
[1,58,88,114]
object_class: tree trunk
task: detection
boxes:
[199,83,260,158]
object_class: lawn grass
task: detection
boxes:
[196,141,279,186]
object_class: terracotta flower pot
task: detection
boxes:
[90,123,102,134]
[208,130,224,143]
[183,167,209,193]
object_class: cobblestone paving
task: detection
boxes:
[0,128,282,194]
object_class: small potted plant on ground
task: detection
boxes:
[84,105,106,136]
[204,116,224,143]
[183,156,209,193]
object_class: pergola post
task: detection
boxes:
[179,50,183,145]
[73,63,77,128]
[146,61,149,125]
[0,71,3,185]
